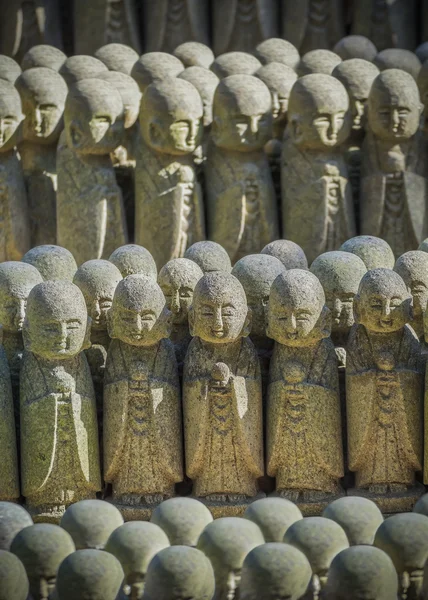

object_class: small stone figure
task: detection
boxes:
[0,55,21,82]
[282,74,355,264]
[284,517,349,597]
[211,52,263,78]
[16,67,68,247]
[184,241,232,274]
[243,497,303,543]
[374,513,428,600]
[394,251,428,339]
[22,245,78,281]
[197,518,265,600]
[95,43,139,75]
[0,502,33,550]
[297,50,342,76]
[60,500,124,550]
[150,497,213,546]
[56,549,124,600]
[59,55,109,86]
[142,1,209,53]
[254,38,300,69]
[131,53,184,94]
[261,240,308,270]
[267,271,344,507]
[104,276,183,511]
[135,78,204,269]
[206,75,278,262]
[340,235,395,270]
[374,48,421,79]
[173,42,214,69]
[333,35,378,62]
[324,546,399,600]
[105,521,170,599]
[183,273,263,511]
[240,543,312,600]
[158,258,203,372]
[21,44,67,71]
[10,523,75,600]
[57,78,127,265]
[0,80,30,261]
[109,244,157,278]
[144,546,215,600]
[322,497,384,545]
[346,269,423,508]
[20,281,101,519]
[0,550,29,600]
[213,0,278,55]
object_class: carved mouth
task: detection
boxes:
[211,329,224,338]
[380,319,393,328]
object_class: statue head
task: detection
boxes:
[22,245,78,281]
[0,80,24,150]
[178,66,219,127]
[394,251,428,327]
[158,258,203,326]
[190,272,250,344]
[288,74,351,150]
[340,236,395,270]
[298,50,342,76]
[374,513,428,599]
[0,55,21,83]
[108,275,172,347]
[368,69,422,143]
[105,522,170,599]
[151,497,213,546]
[267,270,330,347]
[173,42,215,69]
[184,241,232,274]
[64,78,124,155]
[131,52,183,93]
[94,43,139,76]
[109,244,157,279]
[15,67,68,144]
[59,55,108,86]
[144,546,215,600]
[324,546,399,600]
[243,498,302,543]
[232,254,286,338]
[310,251,367,341]
[354,269,412,334]
[322,497,384,546]
[98,71,141,130]
[140,78,203,156]
[0,502,33,551]
[240,543,312,600]
[55,549,124,600]
[197,517,264,600]
[261,240,308,270]
[254,38,300,70]
[210,52,262,79]
[333,35,378,62]
[23,281,89,360]
[10,523,75,600]
[374,49,421,80]
[211,74,272,152]
[0,262,43,333]
[333,59,379,130]
[21,45,67,72]
[60,499,124,551]
[256,63,297,128]
[73,260,122,332]
[0,550,29,600]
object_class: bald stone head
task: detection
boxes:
[340,236,395,270]
[324,546,398,600]
[0,502,33,551]
[240,543,312,600]
[298,49,342,76]
[109,245,157,279]
[333,59,379,131]
[0,55,21,83]
[56,549,124,600]
[98,71,141,129]
[0,262,43,333]
[322,497,383,546]
[173,42,214,69]
[261,240,308,270]
[151,497,213,546]
[131,52,183,93]
[256,63,297,128]
[158,258,203,326]
[60,500,124,550]
[211,52,262,79]
[184,241,232,274]
[254,38,300,70]
[0,80,24,150]
[212,74,272,151]
[59,55,108,86]
[394,251,428,335]
[374,49,421,79]
[333,36,378,62]
[288,74,350,150]
[95,43,139,75]
[244,498,303,543]
[21,45,67,72]
[232,254,286,338]
[178,66,219,127]
[0,550,29,600]
[22,245,78,281]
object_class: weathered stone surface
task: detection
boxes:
[322,497,384,545]
[261,240,308,270]
[11,523,75,600]
[109,244,157,278]
[151,497,213,546]
[374,49,421,79]
[131,53,184,94]
[256,62,297,140]
[243,497,302,543]
[184,241,232,274]
[60,499,123,550]
[298,50,342,76]
[0,550,29,600]
[254,38,300,69]
[21,45,67,72]
[0,502,32,550]
[178,66,219,128]
[211,52,262,78]
[59,55,108,86]
[333,35,378,61]
[0,343,19,502]
[22,245,78,281]
[340,235,395,270]
[144,546,215,600]
[394,250,428,339]
[197,517,264,600]
[95,43,139,75]
[0,55,21,82]
[174,42,214,69]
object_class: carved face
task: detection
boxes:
[33,575,56,600]
[0,287,33,332]
[271,92,289,124]
[214,107,271,151]
[371,95,420,140]
[21,95,64,142]
[148,113,202,155]
[0,93,22,148]
[159,273,197,326]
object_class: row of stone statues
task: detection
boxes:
[2,494,428,600]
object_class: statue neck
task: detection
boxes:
[91,328,110,348]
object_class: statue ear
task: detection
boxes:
[241,307,252,338]
[188,305,195,337]
[68,119,85,150]
[82,317,92,350]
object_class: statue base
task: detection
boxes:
[26,503,68,524]
[195,492,266,518]
[270,489,346,516]
[347,483,425,514]
[107,494,174,521]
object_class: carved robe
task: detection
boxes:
[183,336,263,497]
[135,140,205,270]
[282,139,356,264]
[103,338,183,497]
[0,343,19,501]
[267,339,343,493]
[20,351,101,506]
[346,324,423,489]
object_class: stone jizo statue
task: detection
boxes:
[322,496,384,546]
[60,499,124,550]
[22,245,78,281]
[394,250,428,339]
[21,44,67,72]
[261,240,308,270]
[109,244,157,279]
[374,48,421,80]
[254,38,300,69]
[184,241,232,274]
[0,55,21,83]
[333,35,377,62]
[340,235,395,270]
[0,550,29,600]
[131,53,184,94]
[297,50,342,76]
[243,497,303,543]
[210,52,262,78]
[150,497,213,546]
[95,43,139,76]
[173,42,214,69]
[0,502,33,550]
[59,55,108,86]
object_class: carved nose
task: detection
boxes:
[250,115,260,134]
[171,291,180,314]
